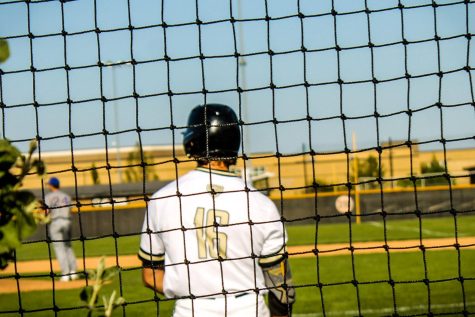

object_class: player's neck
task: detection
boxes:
[48,186,59,192]
[198,161,230,172]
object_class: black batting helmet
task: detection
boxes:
[183,104,241,162]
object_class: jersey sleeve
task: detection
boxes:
[257,197,288,261]
[138,199,165,266]
[63,193,71,207]
[44,193,53,209]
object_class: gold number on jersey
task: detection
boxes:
[194,208,229,259]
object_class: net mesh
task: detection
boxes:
[0,0,474,316]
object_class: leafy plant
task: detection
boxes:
[396,177,422,188]
[80,257,125,317]
[0,38,9,63]
[420,155,448,186]
[352,155,385,188]
[0,139,47,269]
[91,163,100,185]
[124,143,158,183]
[420,155,445,174]
[305,178,343,193]
[397,155,449,187]
[357,155,385,178]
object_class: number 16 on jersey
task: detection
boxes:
[194,207,230,259]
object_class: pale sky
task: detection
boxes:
[0,0,474,156]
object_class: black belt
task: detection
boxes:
[51,217,71,221]
[205,292,250,300]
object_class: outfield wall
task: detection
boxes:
[27,187,475,242]
[280,187,475,224]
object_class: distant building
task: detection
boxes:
[23,142,475,195]
[23,145,194,189]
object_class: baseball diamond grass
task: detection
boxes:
[11,214,475,262]
[0,249,474,316]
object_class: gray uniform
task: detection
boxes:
[45,190,77,277]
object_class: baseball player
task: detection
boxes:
[45,177,78,282]
[138,104,295,316]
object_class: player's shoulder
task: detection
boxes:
[150,170,199,198]
[44,191,53,201]
[45,190,61,198]
[249,190,275,206]
[193,167,241,181]
[58,190,71,199]
[150,179,177,199]
[247,188,279,214]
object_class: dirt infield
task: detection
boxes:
[1,236,474,294]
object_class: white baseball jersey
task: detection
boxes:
[45,190,72,220]
[139,167,287,299]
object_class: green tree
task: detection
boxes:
[124,143,158,183]
[0,38,10,63]
[91,163,100,185]
[358,155,384,178]
[0,140,47,269]
[305,178,343,193]
[421,155,445,174]
[397,155,448,187]
[420,155,448,186]
[353,155,384,188]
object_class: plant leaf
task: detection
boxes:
[85,269,97,280]
[80,286,94,302]
[101,267,119,282]
[0,173,19,191]
[28,140,38,155]
[96,257,106,278]
[114,296,125,306]
[102,295,109,310]
[0,251,14,270]
[0,139,20,171]
[0,38,9,63]
[0,220,23,254]
[32,160,46,176]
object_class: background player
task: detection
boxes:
[138,104,295,316]
[45,177,78,282]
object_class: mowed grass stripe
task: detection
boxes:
[291,250,475,316]
[0,249,473,316]
[15,215,475,262]
[287,214,475,245]
[4,237,475,276]
[293,301,475,316]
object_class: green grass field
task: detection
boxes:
[13,215,475,261]
[1,215,474,316]
[1,250,474,316]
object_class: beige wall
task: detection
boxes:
[22,144,475,193]
[242,144,473,194]
[22,145,194,189]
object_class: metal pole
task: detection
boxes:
[302,143,308,190]
[389,137,394,188]
[237,0,252,183]
[111,64,123,183]
[352,132,361,224]
[103,60,129,183]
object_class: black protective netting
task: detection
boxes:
[0,0,475,316]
